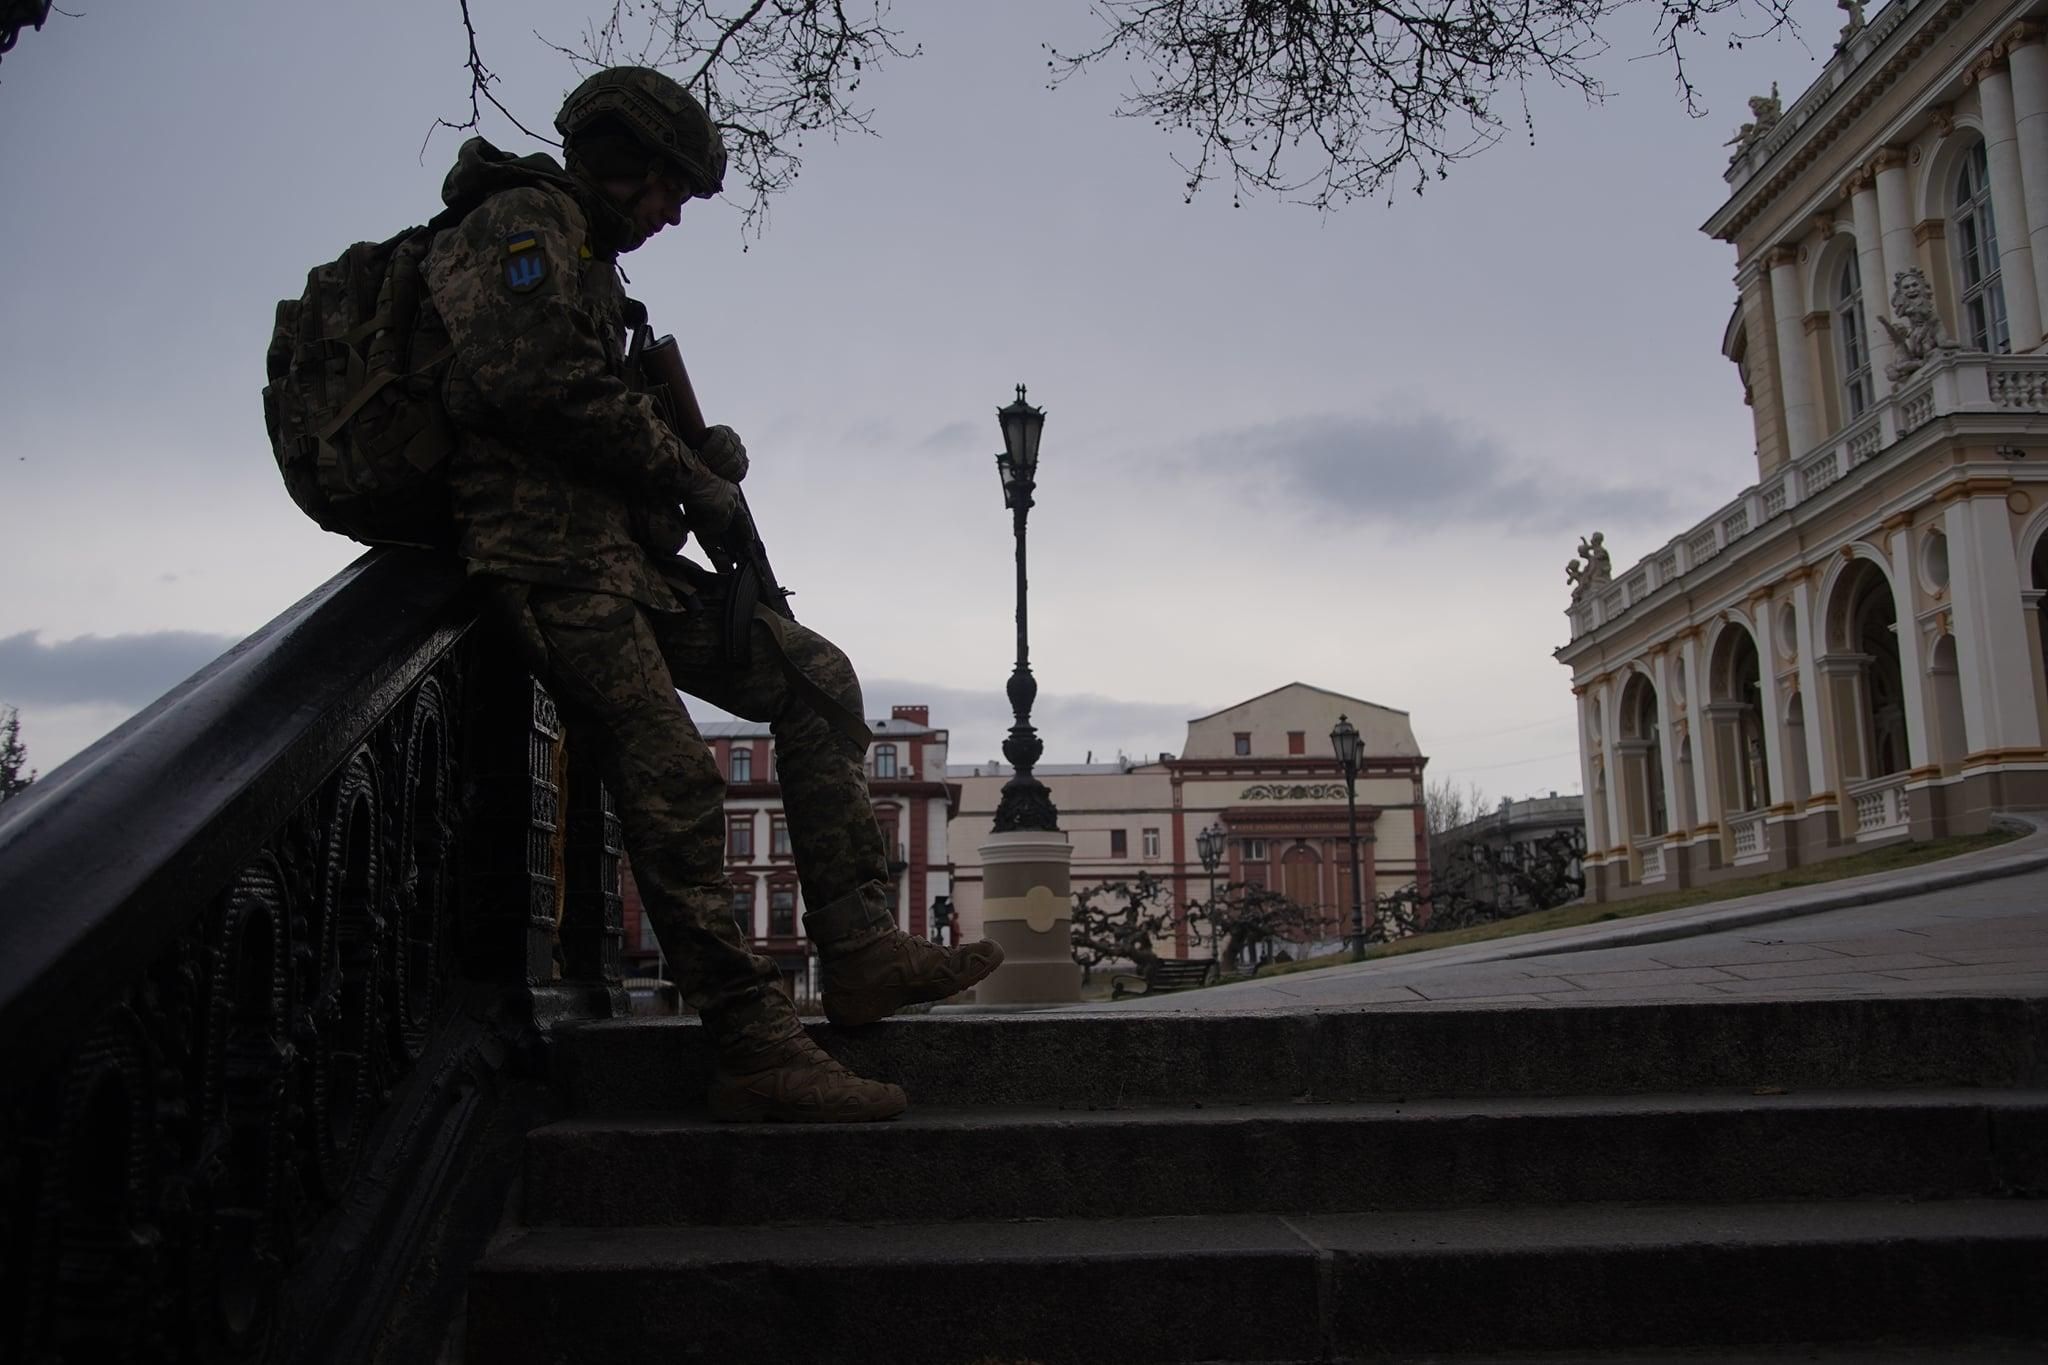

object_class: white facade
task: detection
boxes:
[1560,0,2048,899]
[948,684,1429,955]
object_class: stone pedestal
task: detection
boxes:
[974,830,1081,1005]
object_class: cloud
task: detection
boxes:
[1174,412,1680,530]
[916,420,980,454]
[0,629,241,708]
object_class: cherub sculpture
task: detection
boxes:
[1837,0,1867,48]
[1568,532,1613,603]
[1724,83,1783,159]
[1878,267,1958,382]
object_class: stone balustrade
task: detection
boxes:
[1567,353,2048,640]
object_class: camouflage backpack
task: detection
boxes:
[261,204,469,549]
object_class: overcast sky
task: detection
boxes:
[0,0,1840,799]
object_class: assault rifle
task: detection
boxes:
[630,325,796,666]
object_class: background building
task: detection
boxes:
[948,683,1429,957]
[621,704,961,1000]
[1560,0,2048,900]
[1432,792,1588,917]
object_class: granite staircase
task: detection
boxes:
[467,996,2048,1363]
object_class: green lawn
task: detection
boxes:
[1216,827,2024,985]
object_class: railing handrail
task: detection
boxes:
[0,547,476,1093]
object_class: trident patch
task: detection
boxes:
[503,231,546,293]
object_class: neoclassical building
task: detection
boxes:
[947,684,1428,956]
[1559,0,2048,900]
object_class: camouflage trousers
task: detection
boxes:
[486,576,890,1030]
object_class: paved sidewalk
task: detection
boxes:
[1070,811,2048,1013]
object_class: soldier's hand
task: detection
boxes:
[697,425,748,483]
[683,475,741,536]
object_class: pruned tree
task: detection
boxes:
[1069,871,1180,982]
[1191,879,1319,974]
[447,0,1800,231]
[1483,825,1587,912]
[1,705,36,806]
[1424,776,1495,924]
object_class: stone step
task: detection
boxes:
[523,1088,2048,1227]
[465,1199,2048,1364]
[557,995,2048,1115]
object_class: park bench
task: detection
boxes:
[1111,957,1220,999]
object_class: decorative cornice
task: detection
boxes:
[1779,564,1817,586]
[1913,217,1947,246]
[1880,509,1914,534]
[1869,146,1908,174]
[1767,243,1801,269]
[1803,310,1833,334]
[1710,0,1972,241]
[1964,50,2002,88]
[1934,475,2018,504]
[1929,103,1956,137]
[2004,21,2046,54]
[1838,169,1871,200]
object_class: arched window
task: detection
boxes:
[872,743,897,779]
[1954,141,2010,354]
[1836,254,1872,419]
[729,745,751,783]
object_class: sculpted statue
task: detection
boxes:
[1878,267,1958,382]
[1837,0,1867,47]
[1568,532,1613,602]
[1724,83,1783,160]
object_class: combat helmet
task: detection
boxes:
[556,66,726,198]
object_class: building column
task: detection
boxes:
[1848,169,1897,396]
[1973,55,2045,349]
[1944,491,2046,753]
[1881,518,1935,771]
[2021,588,2048,726]
[2007,25,2048,343]
[1751,600,1796,809]
[1790,573,1840,806]
[1574,687,1605,854]
[1874,151,1918,313]
[1599,676,1627,864]
[1768,244,1822,460]
[1650,650,1685,841]
[1677,630,1717,837]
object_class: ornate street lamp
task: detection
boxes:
[1195,822,1225,908]
[992,385,1058,833]
[1330,714,1368,960]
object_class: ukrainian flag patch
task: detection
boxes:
[503,231,546,292]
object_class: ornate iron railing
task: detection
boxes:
[0,548,627,1365]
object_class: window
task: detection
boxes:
[769,884,797,937]
[1287,731,1305,755]
[1110,829,1128,857]
[730,883,754,934]
[727,815,753,858]
[1836,253,1872,420]
[771,816,792,857]
[1233,732,1251,756]
[1955,141,2011,354]
[729,745,752,783]
[873,744,898,779]
[1142,828,1160,859]
[1244,838,1268,862]
[768,747,778,781]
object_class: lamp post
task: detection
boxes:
[1195,820,1225,967]
[992,384,1058,833]
[1330,714,1367,960]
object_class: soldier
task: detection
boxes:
[422,66,1003,1122]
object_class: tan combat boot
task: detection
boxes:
[705,989,907,1123]
[806,891,1006,1028]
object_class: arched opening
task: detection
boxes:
[1823,557,1910,784]
[1927,633,1969,772]
[1952,138,2011,354]
[2031,532,2048,732]
[1616,674,1669,872]
[1783,690,1813,806]
[1708,624,1771,814]
[1835,249,1873,421]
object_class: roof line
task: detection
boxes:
[1185,682,1411,725]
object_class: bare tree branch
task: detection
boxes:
[1048,0,1799,209]
[428,0,561,160]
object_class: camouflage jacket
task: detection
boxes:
[423,138,717,609]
